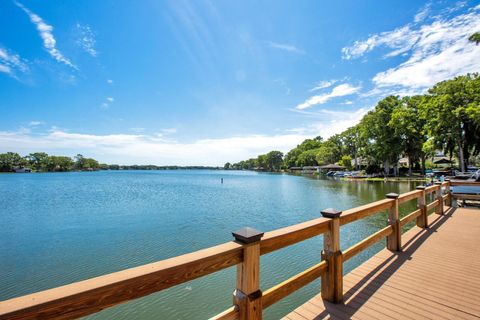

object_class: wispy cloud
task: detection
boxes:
[28,120,44,126]
[107,79,113,84]
[342,3,480,93]
[291,107,370,138]
[268,41,305,54]
[414,3,431,23]
[296,83,361,110]
[76,23,97,57]
[310,80,337,92]
[0,46,29,77]
[101,97,114,109]
[15,2,77,69]
[342,25,418,60]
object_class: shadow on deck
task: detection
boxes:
[286,207,480,320]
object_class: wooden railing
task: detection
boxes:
[0,180,478,320]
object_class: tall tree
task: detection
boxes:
[420,74,480,172]
[389,96,428,175]
[359,96,403,175]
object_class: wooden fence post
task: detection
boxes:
[320,208,343,303]
[416,186,428,228]
[386,193,401,251]
[232,227,264,320]
[434,182,444,215]
[444,179,452,207]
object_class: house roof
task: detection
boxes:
[434,158,453,164]
[319,164,345,169]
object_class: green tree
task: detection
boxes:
[420,74,480,172]
[389,96,428,175]
[0,152,25,172]
[296,149,319,167]
[45,156,74,171]
[265,151,283,171]
[340,126,360,170]
[359,96,403,175]
[224,162,231,170]
[284,136,322,168]
[339,155,353,170]
[26,152,49,171]
[469,32,480,45]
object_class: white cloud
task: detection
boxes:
[343,3,480,92]
[15,2,77,69]
[107,79,113,84]
[76,23,97,57]
[414,3,431,23]
[0,128,311,166]
[0,46,29,77]
[291,108,370,138]
[310,80,337,92]
[296,83,361,110]
[268,42,305,54]
[28,121,44,126]
[342,25,418,60]
[101,97,114,109]
[373,8,480,89]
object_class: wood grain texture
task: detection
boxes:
[260,218,330,255]
[399,209,422,227]
[285,207,480,320]
[262,261,327,309]
[398,190,421,204]
[387,197,400,252]
[343,226,393,262]
[424,184,440,194]
[339,199,394,226]
[235,242,262,320]
[0,242,243,320]
[426,199,439,212]
[210,307,239,320]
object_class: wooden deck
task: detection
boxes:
[285,207,480,320]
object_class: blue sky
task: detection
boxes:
[1,0,479,165]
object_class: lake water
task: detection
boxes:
[0,170,421,319]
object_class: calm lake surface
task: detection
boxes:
[0,170,421,319]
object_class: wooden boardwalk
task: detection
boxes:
[285,207,480,320]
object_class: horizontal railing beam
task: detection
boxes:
[0,242,243,320]
[339,199,394,226]
[343,225,393,262]
[398,190,421,204]
[426,199,439,212]
[260,218,330,255]
[262,261,328,309]
[400,209,422,227]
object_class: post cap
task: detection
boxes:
[232,227,264,244]
[320,208,342,218]
[385,192,399,199]
[416,185,426,190]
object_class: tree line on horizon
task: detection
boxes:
[226,73,480,175]
[0,153,101,172]
[0,152,221,172]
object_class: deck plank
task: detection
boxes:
[284,207,480,320]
